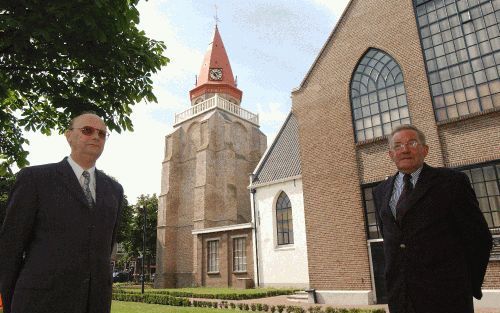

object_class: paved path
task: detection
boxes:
[192,295,500,313]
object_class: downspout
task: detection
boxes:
[250,187,260,287]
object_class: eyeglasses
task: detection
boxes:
[70,126,109,140]
[392,140,419,151]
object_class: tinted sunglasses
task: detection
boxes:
[70,126,109,139]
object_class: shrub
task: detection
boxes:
[251,303,257,311]
[286,305,296,313]
[308,306,322,313]
[277,305,286,313]
[270,305,276,313]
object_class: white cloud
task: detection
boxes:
[136,0,204,86]
[255,102,289,145]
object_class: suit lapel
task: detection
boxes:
[381,174,397,223]
[397,163,438,223]
[56,158,90,208]
[95,169,107,208]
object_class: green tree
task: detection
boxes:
[0,0,169,175]
[0,173,15,225]
[116,195,134,244]
[121,194,158,275]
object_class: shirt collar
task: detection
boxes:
[67,156,96,179]
[397,166,423,185]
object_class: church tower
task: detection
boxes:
[155,25,267,288]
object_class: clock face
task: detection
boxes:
[209,68,223,80]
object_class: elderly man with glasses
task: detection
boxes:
[373,124,492,313]
[0,112,123,313]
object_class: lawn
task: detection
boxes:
[112,300,233,313]
[0,302,231,313]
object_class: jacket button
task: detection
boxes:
[400,243,406,249]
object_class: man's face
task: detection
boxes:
[388,129,429,174]
[65,114,107,163]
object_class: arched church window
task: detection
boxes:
[350,49,411,142]
[276,192,294,245]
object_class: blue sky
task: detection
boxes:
[23,0,349,203]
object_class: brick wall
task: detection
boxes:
[484,261,500,288]
[199,229,254,288]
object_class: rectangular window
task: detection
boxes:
[414,0,500,122]
[233,237,247,272]
[207,240,219,273]
[362,185,383,240]
[460,161,500,230]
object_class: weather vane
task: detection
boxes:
[214,4,220,26]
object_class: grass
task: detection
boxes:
[0,303,229,313]
[111,300,233,313]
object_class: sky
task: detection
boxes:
[22,0,350,204]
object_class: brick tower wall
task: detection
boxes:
[156,108,266,288]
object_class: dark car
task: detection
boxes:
[112,271,130,283]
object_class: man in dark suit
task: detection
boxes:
[373,124,492,313]
[0,112,124,313]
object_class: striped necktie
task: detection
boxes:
[82,170,94,207]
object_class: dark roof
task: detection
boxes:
[252,112,301,185]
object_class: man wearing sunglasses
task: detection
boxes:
[0,112,124,313]
[373,124,492,313]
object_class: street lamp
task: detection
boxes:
[141,205,146,294]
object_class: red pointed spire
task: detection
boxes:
[190,25,242,104]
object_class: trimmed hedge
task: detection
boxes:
[112,292,190,306]
[112,289,386,313]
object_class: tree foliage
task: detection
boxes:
[116,194,134,244]
[119,194,158,266]
[0,173,15,226]
[0,0,169,175]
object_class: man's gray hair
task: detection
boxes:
[389,124,427,147]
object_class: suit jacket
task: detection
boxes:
[0,158,123,313]
[373,163,492,313]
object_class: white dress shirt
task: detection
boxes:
[67,156,96,202]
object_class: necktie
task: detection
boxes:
[396,173,413,219]
[82,170,94,207]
